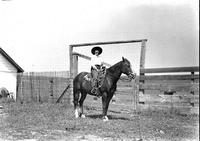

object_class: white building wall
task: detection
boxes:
[0,53,17,99]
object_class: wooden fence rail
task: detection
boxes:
[140,66,199,73]
[70,39,147,47]
[139,74,199,81]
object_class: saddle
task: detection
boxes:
[84,66,106,88]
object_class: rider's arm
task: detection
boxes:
[100,56,104,66]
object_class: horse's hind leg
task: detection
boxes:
[73,90,80,118]
[79,91,87,118]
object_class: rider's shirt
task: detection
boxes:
[91,55,103,68]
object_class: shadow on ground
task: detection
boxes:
[87,114,131,121]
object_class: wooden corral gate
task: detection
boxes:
[68,39,148,107]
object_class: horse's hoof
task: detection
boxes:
[80,114,86,118]
[102,116,109,122]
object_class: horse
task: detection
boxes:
[73,57,136,121]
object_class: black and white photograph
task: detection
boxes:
[0,0,199,140]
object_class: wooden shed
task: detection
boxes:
[0,48,24,100]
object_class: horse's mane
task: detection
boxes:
[106,61,122,74]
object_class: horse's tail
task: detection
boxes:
[73,73,82,93]
[73,75,79,106]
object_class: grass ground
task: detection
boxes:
[0,98,199,141]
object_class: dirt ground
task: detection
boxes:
[0,99,199,141]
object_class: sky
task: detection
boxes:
[0,0,199,74]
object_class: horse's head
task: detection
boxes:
[121,57,136,79]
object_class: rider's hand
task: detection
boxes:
[93,66,97,70]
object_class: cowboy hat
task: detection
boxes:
[91,46,103,55]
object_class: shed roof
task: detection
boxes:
[0,47,24,72]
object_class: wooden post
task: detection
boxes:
[69,78,74,105]
[191,72,195,94]
[140,40,146,69]
[190,71,195,107]
[30,72,34,101]
[69,45,74,105]
[69,45,73,79]
[72,55,78,78]
[139,40,147,95]
[56,84,70,103]
[16,73,22,102]
[49,78,54,103]
[132,79,138,111]
[68,54,78,105]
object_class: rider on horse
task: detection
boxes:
[90,46,104,97]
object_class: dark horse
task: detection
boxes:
[73,57,136,121]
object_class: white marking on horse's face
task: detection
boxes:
[103,116,109,122]
[75,109,79,118]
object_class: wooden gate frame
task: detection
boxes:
[68,39,147,104]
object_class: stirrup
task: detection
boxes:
[91,87,98,94]
[91,88,96,94]
[91,88,101,97]
[95,89,101,98]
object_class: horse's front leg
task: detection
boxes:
[102,92,112,121]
